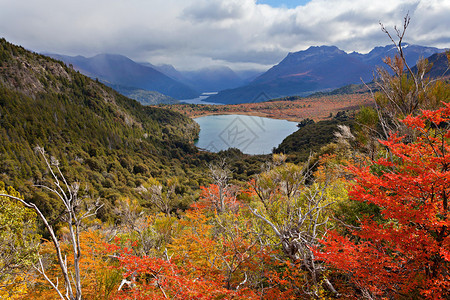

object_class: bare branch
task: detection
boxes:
[2,148,99,300]
[34,258,68,300]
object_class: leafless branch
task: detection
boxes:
[2,147,102,300]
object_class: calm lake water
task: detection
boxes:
[194,114,298,155]
[180,92,223,105]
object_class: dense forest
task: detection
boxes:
[1,20,450,300]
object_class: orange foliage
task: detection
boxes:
[319,103,450,299]
[26,230,120,300]
[106,207,261,299]
[193,184,241,212]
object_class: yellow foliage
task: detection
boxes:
[25,230,121,300]
[0,183,39,298]
[0,276,28,299]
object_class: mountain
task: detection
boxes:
[148,63,252,93]
[235,69,265,83]
[0,38,201,220]
[108,84,179,105]
[349,43,443,69]
[207,44,445,104]
[411,51,449,79]
[181,66,245,93]
[49,53,200,100]
[146,63,188,83]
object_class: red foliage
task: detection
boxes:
[319,103,450,299]
[193,184,241,212]
[106,240,257,299]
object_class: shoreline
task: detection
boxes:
[165,93,375,123]
[191,111,302,122]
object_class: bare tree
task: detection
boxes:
[366,13,449,141]
[208,158,232,213]
[0,147,102,300]
[248,160,339,297]
[140,178,179,216]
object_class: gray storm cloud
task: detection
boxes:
[0,0,448,70]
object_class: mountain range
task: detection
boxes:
[49,53,200,101]
[50,54,260,103]
[206,44,445,104]
[50,44,446,106]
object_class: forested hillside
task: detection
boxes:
[0,38,202,220]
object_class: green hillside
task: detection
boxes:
[275,112,354,163]
[0,38,203,221]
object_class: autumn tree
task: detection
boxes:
[28,231,121,300]
[0,183,39,299]
[107,205,261,299]
[359,14,450,147]
[248,154,347,297]
[109,246,258,299]
[319,103,450,299]
[0,147,102,300]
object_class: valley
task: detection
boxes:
[166,91,373,122]
[0,13,449,297]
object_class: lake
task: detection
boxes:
[194,114,299,155]
[180,92,223,105]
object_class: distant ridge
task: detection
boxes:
[49,53,200,100]
[411,51,450,79]
[180,66,246,93]
[148,63,253,93]
[207,44,445,104]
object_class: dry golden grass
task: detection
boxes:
[164,93,374,122]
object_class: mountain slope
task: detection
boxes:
[253,46,372,87]
[144,63,188,84]
[208,44,444,104]
[49,53,200,100]
[412,51,450,79]
[349,43,443,68]
[108,83,179,105]
[148,63,248,93]
[181,66,245,92]
[0,38,200,220]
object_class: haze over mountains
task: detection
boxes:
[207,44,445,104]
[49,53,200,102]
[141,63,253,93]
[50,43,445,105]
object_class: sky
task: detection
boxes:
[257,0,312,8]
[0,0,449,71]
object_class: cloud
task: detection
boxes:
[183,0,253,22]
[0,0,448,70]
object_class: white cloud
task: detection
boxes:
[0,0,448,70]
